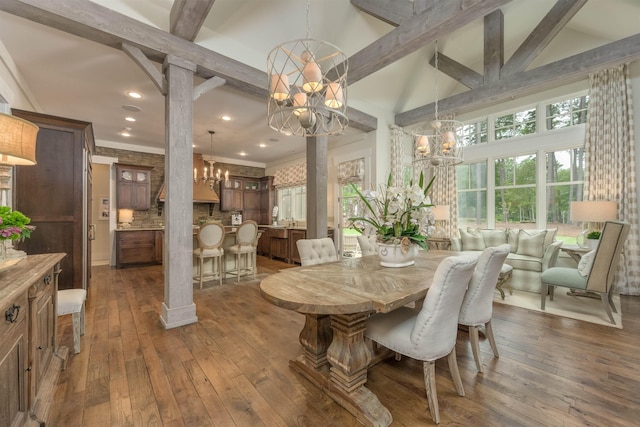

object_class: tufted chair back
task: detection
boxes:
[459,244,510,326]
[297,238,338,266]
[356,235,378,256]
[409,255,478,360]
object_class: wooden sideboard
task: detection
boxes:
[0,253,66,426]
[115,229,164,268]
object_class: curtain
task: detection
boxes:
[584,64,640,295]
[430,165,459,239]
[337,158,364,184]
[390,125,405,187]
[273,162,306,188]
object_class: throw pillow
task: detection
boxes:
[526,228,557,248]
[460,228,485,251]
[507,229,519,253]
[480,229,508,247]
[578,249,596,277]
[516,230,547,258]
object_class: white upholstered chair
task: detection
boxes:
[227,220,259,282]
[57,288,87,354]
[296,237,338,266]
[541,220,630,324]
[193,221,225,288]
[356,234,378,256]
[458,244,510,373]
[365,255,478,424]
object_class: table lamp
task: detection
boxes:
[118,209,134,228]
[0,113,39,205]
[570,200,617,248]
[431,205,450,238]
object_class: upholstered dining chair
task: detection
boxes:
[296,237,338,266]
[227,220,259,282]
[458,244,510,373]
[57,288,87,354]
[356,234,378,256]
[193,221,225,288]
[365,255,478,424]
[540,220,630,325]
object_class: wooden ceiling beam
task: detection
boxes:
[483,10,503,83]
[0,0,378,132]
[502,0,588,77]
[350,0,432,26]
[429,52,484,89]
[346,0,511,84]
[169,0,216,42]
[396,32,640,127]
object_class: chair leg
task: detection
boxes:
[199,257,204,289]
[80,303,85,336]
[541,283,548,310]
[71,311,81,354]
[485,320,499,359]
[423,361,440,424]
[600,293,616,325]
[468,326,483,373]
[608,288,618,313]
[447,348,464,397]
[236,253,240,283]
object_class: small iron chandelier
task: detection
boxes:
[194,131,228,190]
[267,0,348,136]
[414,40,463,167]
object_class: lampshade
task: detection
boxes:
[432,205,450,221]
[570,201,617,222]
[0,113,39,165]
[118,209,133,224]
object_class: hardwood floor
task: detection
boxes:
[49,256,640,426]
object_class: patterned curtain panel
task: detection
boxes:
[337,158,364,184]
[273,162,307,188]
[390,125,405,186]
[431,165,458,238]
[585,64,640,295]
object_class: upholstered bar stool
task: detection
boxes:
[227,220,258,282]
[57,288,87,354]
[194,221,225,288]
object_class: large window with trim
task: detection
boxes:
[494,108,536,140]
[495,154,537,229]
[457,161,487,229]
[546,95,589,130]
[546,148,585,243]
[277,186,306,221]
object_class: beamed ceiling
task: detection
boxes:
[0,0,639,165]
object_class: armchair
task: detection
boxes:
[296,238,338,266]
[540,221,630,324]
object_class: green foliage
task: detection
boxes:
[587,231,601,240]
[0,206,35,241]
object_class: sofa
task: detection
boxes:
[451,228,563,293]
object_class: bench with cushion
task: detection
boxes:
[451,228,563,293]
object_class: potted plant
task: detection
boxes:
[0,206,35,262]
[586,230,601,250]
[348,172,435,267]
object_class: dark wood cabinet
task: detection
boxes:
[116,229,163,268]
[12,109,94,290]
[0,292,28,426]
[259,176,275,225]
[221,176,274,224]
[115,163,152,210]
[269,228,289,262]
[221,177,244,211]
[288,229,307,264]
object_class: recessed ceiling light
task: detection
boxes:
[122,105,142,112]
[259,143,267,148]
[126,91,143,99]
[239,152,247,156]
[221,115,232,121]
[125,117,136,122]
[121,130,131,137]
[268,138,279,142]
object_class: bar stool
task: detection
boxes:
[57,288,87,354]
[194,221,226,288]
[227,220,258,282]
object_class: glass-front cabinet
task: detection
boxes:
[115,163,153,210]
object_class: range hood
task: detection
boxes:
[156,153,220,203]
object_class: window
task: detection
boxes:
[460,120,488,146]
[276,186,306,221]
[546,148,585,243]
[457,161,487,229]
[341,183,363,257]
[546,95,589,130]
[495,154,537,228]
[494,108,536,140]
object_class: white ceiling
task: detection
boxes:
[0,0,638,166]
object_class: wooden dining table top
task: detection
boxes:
[260,250,457,315]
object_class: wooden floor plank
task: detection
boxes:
[47,256,640,426]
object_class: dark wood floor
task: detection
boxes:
[49,256,640,426]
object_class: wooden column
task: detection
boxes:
[306,135,328,239]
[160,54,198,329]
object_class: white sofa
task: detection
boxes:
[451,228,563,293]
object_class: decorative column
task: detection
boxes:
[160,54,198,329]
[306,134,328,239]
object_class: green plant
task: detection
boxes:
[348,172,435,250]
[0,206,35,241]
[586,230,601,240]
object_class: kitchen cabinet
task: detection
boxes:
[243,179,261,222]
[115,229,163,268]
[257,227,270,256]
[12,109,94,291]
[221,177,244,211]
[288,229,307,264]
[0,253,65,427]
[115,163,153,210]
[269,228,289,262]
[259,176,275,225]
